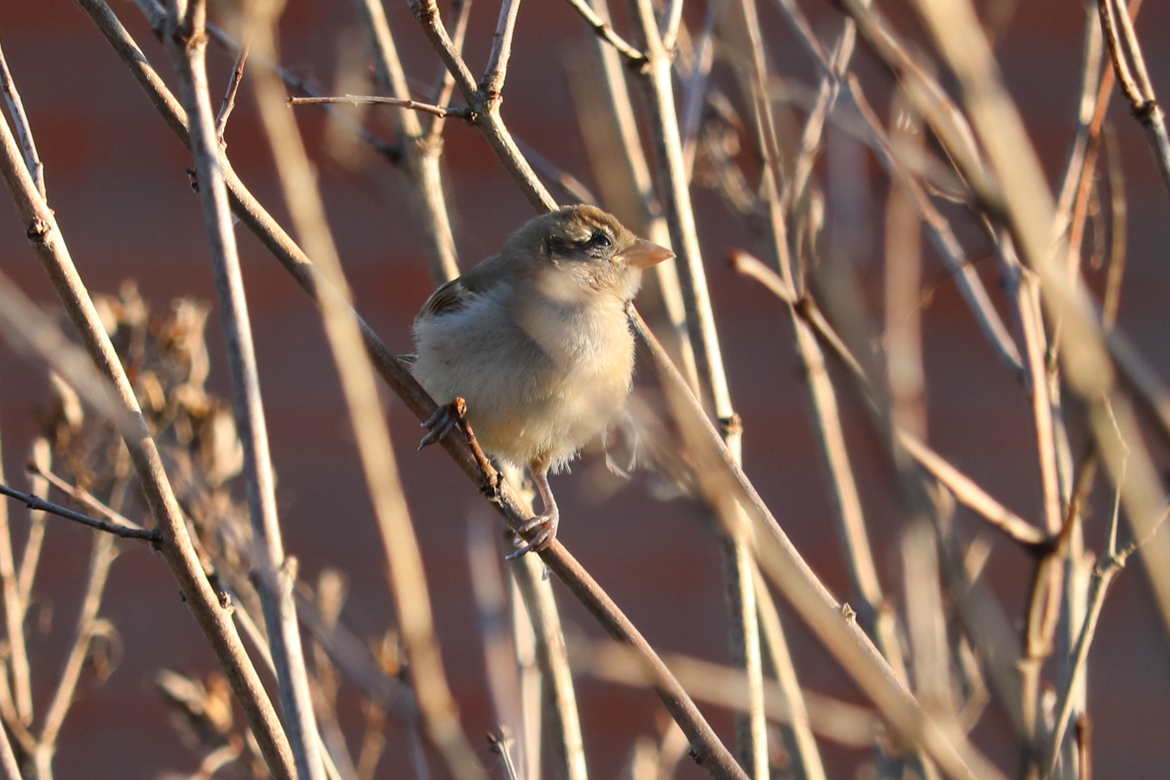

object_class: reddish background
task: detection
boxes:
[2,1,1170,777]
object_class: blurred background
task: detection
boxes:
[2,0,1170,777]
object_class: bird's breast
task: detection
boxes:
[412,289,635,467]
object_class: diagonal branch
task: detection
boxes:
[0,43,45,198]
[564,0,648,67]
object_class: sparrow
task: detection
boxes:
[411,205,674,556]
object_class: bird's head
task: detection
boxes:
[504,205,674,304]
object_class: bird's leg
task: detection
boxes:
[417,397,468,450]
[506,462,559,559]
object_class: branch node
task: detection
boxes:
[185,29,208,54]
[718,413,743,438]
[1133,98,1159,123]
[476,85,502,111]
[26,216,49,244]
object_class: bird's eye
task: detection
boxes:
[588,230,612,249]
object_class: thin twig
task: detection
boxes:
[564,0,648,67]
[659,0,684,51]
[752,575,827,780]
[16,440,47,622]
[679,0,720,180]
[352,0,461,281]
[839,0,994,205]
[1096,0,1170,200]
[488,732,521,780]
[1046,499,1170,776]
[423,0,472,141]
[0,431,31,727]
[581,638,880,747]
[1101,125,1127,327]
[511,553,588,780]
[215,40,250,143]
[728,251,1042,551]
[466,519,526,774]
[34,532,117,773]
[33,465,147,532]
[128,0,404,163]
[1052,2,1105,245]
[0,42,45,197]
[0,483,159,543]
[898,436,1047,549]
[289,94,472,119]
[510,575,541,780]
[481,0,522,98]
[842,80,1025,377]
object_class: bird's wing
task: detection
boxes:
[416,253,514,320]
[418,277,470,318]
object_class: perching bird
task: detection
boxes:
[411,205,674,556]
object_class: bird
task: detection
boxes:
[410,205,674,556]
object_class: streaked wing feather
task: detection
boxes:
[419,278,470,318]
[417,253,512,321]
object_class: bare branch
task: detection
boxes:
[482,0,522,98]
[511,553,588,780]
[35,532,116,769]
[0,482,158,542]
[0,431,31,729]
[289,94,472,119]
[352,0,461,282]
[1095,0,1170,200]
[215,41,250,143]
[564,0,648,67]
[423,0,472,141]
[0,42,45,197]
[1047,500,1170,773]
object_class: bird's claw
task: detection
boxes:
[505,512,558,560]
[417,398,467,451]
[480,469,504,500]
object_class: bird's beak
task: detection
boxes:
[619,239,675,269]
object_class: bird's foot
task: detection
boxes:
[505,511,559,560]
[417,397,468,450]
[480,469,504,501]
